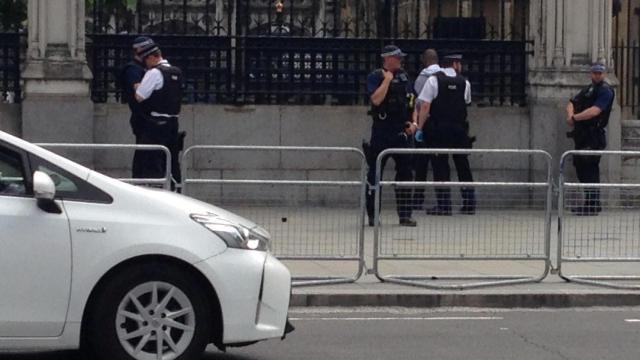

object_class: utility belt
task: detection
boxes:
[427,119,475,148]
[427,118,468,131]
[567,124,606,150]
[145,113,179,144]
[368,107,407,121]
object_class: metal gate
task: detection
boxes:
[373,148,553,289]
[36,143,172,190]
[558,150,640,289]
[181,145,367,287]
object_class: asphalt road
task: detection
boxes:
[3,307,640,360]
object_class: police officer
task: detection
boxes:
[120,37,148,178]
[566,63,615,216]
[134,39,184,187]
[412,49,441,210]
[416,54,475,216]
[365,45,417,227]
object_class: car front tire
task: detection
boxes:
[86,263,213,360]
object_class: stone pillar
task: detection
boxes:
[21,0,94,145]
[528,0,621,183]
[419,0,430,37]
[460,0,472,18]
[502,0,513,40]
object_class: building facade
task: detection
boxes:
[0,0,634,189]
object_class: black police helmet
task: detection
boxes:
[133,37,160,59]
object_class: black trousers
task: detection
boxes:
[366,130,413,221]
[132,117,181,188]
[430,125,475,210]
[573,153,601,208]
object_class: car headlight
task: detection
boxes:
[191,213,271,251]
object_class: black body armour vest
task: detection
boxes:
[570,81,615,150]
[370,69,411,125]
[147,65,183,117]
[572,81,615,129]
[429,72,467,129]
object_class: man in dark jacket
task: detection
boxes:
[120,37,149,178]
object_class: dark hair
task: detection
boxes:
[423,49,438,66]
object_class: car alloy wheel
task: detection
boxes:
[115,281,195,360]
[85,263,214,360]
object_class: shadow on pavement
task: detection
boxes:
[0,351,78,359]
[0,350,260,360]
[203,352,259,360]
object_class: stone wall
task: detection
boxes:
[7,101,631,206]
[91,104,535,204]
[0,104,22,137]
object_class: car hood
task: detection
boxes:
[142,187,260,229]
[88,171,260,230]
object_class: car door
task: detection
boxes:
[0,142,72,337]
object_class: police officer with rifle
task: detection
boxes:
[363,45,417,227]
[566,63,615,216]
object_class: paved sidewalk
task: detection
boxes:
[225,205,640,307]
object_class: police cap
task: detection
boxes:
[133,37,160,59]
[443,54,463,61]
[381,45,407,58]
[590,63,606,73]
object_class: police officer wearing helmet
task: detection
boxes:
[416,54,475,216]
[364,45,417,227]
[134,38,184,188]
[120,37,149,178]
[565,63,615,216]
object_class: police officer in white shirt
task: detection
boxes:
[415,54,475,216]
[134,38,184,188]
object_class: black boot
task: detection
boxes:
[576,188,601,216]
[460,187,476,215]
[427,188,452,216]
[366,187,376,226]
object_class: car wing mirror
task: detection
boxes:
[34,171,56,200]
[33,171,62,214]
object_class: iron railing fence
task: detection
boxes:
[613,43,639,118]
[87,34,233,104]
[86,0,529,40]
[88,34,530,106]
[0,32,24,103]
[373,148,553,290]
[85,0,530,106]
[558,150,640,290]
[180,145,367,287]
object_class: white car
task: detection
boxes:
[0,130,293,359]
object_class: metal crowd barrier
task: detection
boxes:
[373,148,553,290]
[181,145,367,287]
[558,150,640,289]
[36,143,172,190]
